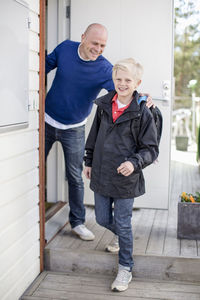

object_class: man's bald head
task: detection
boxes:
[84,23,108,37]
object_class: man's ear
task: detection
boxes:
[81,34,85,43]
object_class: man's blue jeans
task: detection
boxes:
[45,122,85,228]
[94,193,134,271]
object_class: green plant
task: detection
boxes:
[181,192,200,203]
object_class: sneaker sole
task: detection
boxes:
[71,230,95,241]
[111,276,132,292]
[105,247,119,253]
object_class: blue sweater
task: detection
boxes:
[45,40,114,125]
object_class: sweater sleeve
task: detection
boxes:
[84,107,101,167]
[101,62,115,92]
[128,107,159,171]
[45,48,58,74]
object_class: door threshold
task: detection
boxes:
[45,202,69,244]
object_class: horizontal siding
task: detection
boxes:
[29,30,40,52]
[0,205,39,254]
[0,150,39,184]
[0,130,39,160]
[0,243,40,300]
[26,0,39,14]
[0,188,39,231]
[29,50,39,71]
[0,168,39,207]
[0,224,39,275]
[29,70,39,90]
[3,260,40,300]
[0,0,41,299]
[29,11,40,33]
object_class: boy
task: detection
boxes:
[84,58,159,292]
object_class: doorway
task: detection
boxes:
[171,0,200,195]
[45,0,70,243]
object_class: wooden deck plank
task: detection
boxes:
[133,209,156,255]
[68,209,97,250]
[95,228,115,251]
[164,160,182,256]
[146,209,168,255]
[180,239,198,257]
[23,272,200,300]
[163,212,181,256]
[44,273,200,292]
[46,207,95,250]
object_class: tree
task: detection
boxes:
[174,0,200,98]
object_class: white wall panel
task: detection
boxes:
[26,0,40,14]
[0,188,39,231]
[29,11,40,33]
[0,206,39,254]
[0,0,40,298]
[0,243,40,300]
[0,151,38,184]
[29,50,39,71]
[0,131,38,160]
[3,260,40,300]
[29,70,40,90]
[0,225,39,275]
[0,169,39,206]
[29,31,40,52]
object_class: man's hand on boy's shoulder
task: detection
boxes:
[117,161,134,177]
[139,93,155,108]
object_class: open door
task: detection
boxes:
[70,0,174,209]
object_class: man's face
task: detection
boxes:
[80,28,107,61]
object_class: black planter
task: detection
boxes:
[177,201,200,240]
[175,136,188,151]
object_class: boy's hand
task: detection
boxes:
[140,93,155,108]
[84,166,92,179]
[117,161,134,176]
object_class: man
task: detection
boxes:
[45,23,153,241]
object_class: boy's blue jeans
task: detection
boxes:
[45,122,85,228]
[94,192,134,271]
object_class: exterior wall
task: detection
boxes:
[0,1,40,299]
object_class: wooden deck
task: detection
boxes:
[21,145,200,299]
[21,271,200,300]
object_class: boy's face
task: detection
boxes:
[113,69,141,99]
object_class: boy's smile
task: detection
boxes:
[113,69,141,104]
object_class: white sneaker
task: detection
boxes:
[105,235,119,253]
[111,265,132,292]
[72,224,95,241]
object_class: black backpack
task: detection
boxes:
[131,100,163,146]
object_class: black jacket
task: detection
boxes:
[84,90,159,199]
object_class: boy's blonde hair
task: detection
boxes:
[112,58,143,82]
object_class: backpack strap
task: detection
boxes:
[131,100,146,146]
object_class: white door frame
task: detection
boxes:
[46,0,70,204]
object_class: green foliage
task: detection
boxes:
[174,0,200,98]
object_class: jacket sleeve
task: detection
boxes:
[128,107,159,171]
[84,106,101,167]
